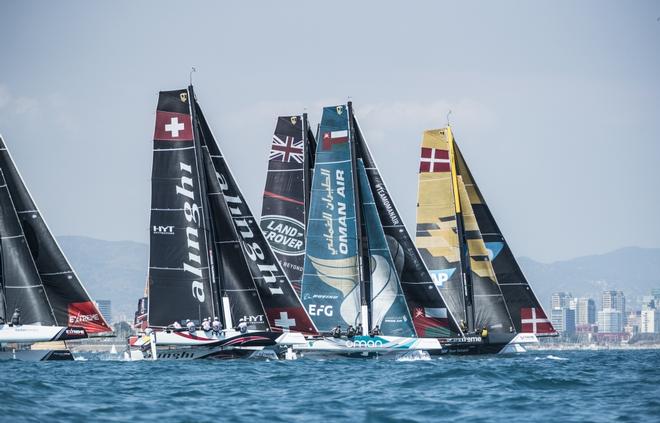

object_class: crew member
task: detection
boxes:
[186,319,196,333]
[331,325,342,338]
[481,327,489,339]
[201,317,211,332]
[172,320,182,330]
[236,318,248,334]
[346,325,356,337]
[212,317,222,335]
[0,316,5,325]
[369,325,381,336]
[356,323,363,336]
[10,308,20,326]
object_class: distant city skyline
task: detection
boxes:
[1,2,659,262]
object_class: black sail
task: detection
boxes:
[147,88,215,327]
[194,98,317,334]
[353,118,462,337]
[260,115,309,293]
[0,169,54,325]
[0,136,110,332]
[454,144,556,336]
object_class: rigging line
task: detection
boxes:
[446,110,452,127]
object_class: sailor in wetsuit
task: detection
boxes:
[10,308,20,326]
[356,323,363,336]
[331,325,342,338]
[369,325,381,337]
[346,325,356,338]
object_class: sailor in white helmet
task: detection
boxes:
[212,317,222,335]
[201,317,211,332]
[186,319,196,334]
[236,318,248,334]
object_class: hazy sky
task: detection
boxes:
[0,1,658,262]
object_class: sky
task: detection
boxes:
[0,1,658,263]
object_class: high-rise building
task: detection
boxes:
[575,298,596,326]
[552,292,573,309]
[640,309,659,333]
[598,308,623,333]
[551,307,575,335]
[96,300,112,324]
[602,290,625,314]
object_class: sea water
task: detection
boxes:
[1,349,659,422]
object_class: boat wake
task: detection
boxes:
[535,354,568,361]
[395,350,431,362]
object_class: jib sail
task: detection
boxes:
[260,115,316,293]
[454,144,556,336]
[0,169,54,325]
[0,136,110,332]
[354,120,461,338]
[301,105,361,332]
[194,95,316,334]
[357,160,415,337]
[147,88,215,327]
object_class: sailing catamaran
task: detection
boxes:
[129,86,313,360]
[415,126,555,353]
[0,135,112,361]
[265,104,442,356]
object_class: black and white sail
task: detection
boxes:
[0,136,110,333]
[147,89,216,327]
[194,96,317,334]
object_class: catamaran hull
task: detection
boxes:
[0,324,87,343]
[435,333,538,355]
[0,348,74,361]
[293,335,442,358]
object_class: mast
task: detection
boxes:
[348,102,370,335]
[302,113,312,224]
[188,85,221,322]
[447,126,475,333]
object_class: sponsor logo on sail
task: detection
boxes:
[308,304,333,317]
[216,172,284,296]
[67,301,108,332]
[175,162,206,304]
[261,215,305,256]
[152,225,174,235]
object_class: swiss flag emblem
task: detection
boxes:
[154,111,193,141]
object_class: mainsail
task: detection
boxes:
[454,144,556,336]
[194,95,316,334]
[353,120,461,337]
[260,115,316,293]
[147,88,216,327]
[0,136,110,332]
[415,129,467,330]
[357,160,415,337]
[301,105,361,332]
[415,127,514,335]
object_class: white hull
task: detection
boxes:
[0,324,72,343]
[498,333,539,354]
[293,335,442,357]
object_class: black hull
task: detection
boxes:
[42,349,75,361]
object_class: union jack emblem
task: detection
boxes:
[269,135,304,163]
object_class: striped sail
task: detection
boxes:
[454,144,556,335]
[357,160,415,337]
[301,105,360,332]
